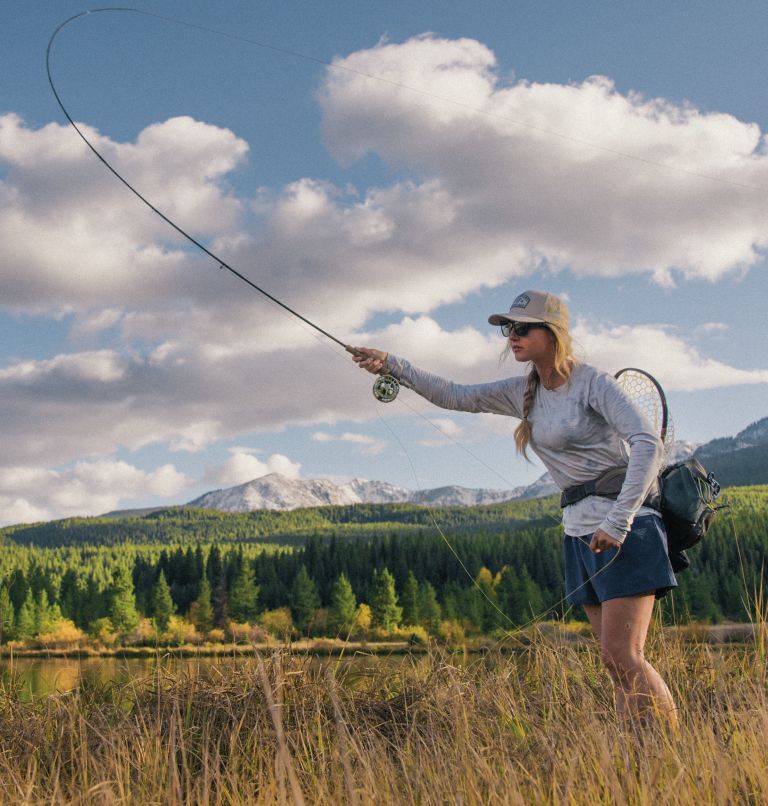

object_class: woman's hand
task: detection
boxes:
[590,528,622,554]
[346,345,389,375]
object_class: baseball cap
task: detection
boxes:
[488,290,569,329]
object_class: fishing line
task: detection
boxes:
[46,9,351,357]
[52,7,768,195]
[46,8,681,641]
[375,404,624,643]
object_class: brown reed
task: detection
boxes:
[0,623,765,805]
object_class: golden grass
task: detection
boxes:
[0,623,766,804]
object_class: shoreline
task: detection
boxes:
[0,622,759,659]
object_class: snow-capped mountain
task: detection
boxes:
[185,472,558,513]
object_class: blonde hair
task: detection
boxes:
[513,323,577,459]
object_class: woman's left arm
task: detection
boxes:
[588,373,664,547]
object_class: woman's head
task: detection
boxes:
[488,290,576,456]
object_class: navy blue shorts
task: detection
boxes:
[564,514,677,606]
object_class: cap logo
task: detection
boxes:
[511,293,530,309]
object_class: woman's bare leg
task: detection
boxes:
[584,596,677,728]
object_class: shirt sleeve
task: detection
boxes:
[587,371,664,542]
[386,355,524,418]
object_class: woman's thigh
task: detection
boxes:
[598,593,656,663]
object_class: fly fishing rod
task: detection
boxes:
[46,8,401,402]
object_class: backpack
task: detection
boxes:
[659,458,724,572]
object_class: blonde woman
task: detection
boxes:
[349,290,677,727]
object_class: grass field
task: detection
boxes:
[0,620,766,804]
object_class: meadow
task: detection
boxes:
[0,620,765,804]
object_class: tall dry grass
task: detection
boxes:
[0,621,766,804]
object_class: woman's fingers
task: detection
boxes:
[590,528,621,554]
[346,345,388,374]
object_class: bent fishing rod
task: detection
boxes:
[46,7,401,403]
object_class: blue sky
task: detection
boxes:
[1,1,767,523]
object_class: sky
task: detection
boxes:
[1,1,767,525]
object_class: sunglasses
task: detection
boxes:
[500,321,549,338]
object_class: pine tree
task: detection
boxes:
[15,590,36,641]
[34,589,56,635]
[370,568,402,631]
[0,585,15,643]
[229,561,260,623]
[212,566,229,629]
[400,571,420,625]
[290,566,320,634]
[191,575,214,632]
[327,573,357,635]
[417,581,442,633]
[151,571,175,632]
[108,565,139,633]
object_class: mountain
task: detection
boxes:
[102,416,767,518]
[184,472,558,513]
[693,416,768,487]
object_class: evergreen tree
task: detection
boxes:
[473,567,502,632]
[212,566,229,629]
[151,571,175,631]
[15,590,36,641]
[191,575,214,632]
[229,561,260,623]
[35,589,60,635]
[0,585,14,643]
[417,581,442,633]
[108,565,139,633]
[400,571,420,625]
[370,568,402,630]
[327,573,357,635]
[290,566,320,634]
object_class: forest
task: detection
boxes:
[1,485,766,647]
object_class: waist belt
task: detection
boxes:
[560,467,661,510]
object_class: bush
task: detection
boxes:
[228,620,269,644]
[164,616,200,646]
[438,619,466,645]
[35,618,86,649]
[88,617,118,647]
[259,608,295,641]
[354,603,372,634]
[207,628,226,644]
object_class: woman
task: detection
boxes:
[348,289,678,727]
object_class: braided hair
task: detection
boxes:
[513,322,576,459]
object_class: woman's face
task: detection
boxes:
[509,324,556,364]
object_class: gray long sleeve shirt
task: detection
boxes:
[386,356,664,542]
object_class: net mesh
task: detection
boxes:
[615,369,675,454]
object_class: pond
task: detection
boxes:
[0,650,466,700]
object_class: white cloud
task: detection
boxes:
[204,450,302,486]
[417,417,466,447]
[321,35,768,285]
[573,321,768,391]
[0,459,189,526]
[1,313,764,470]
[311,430,386,454]
[2,33,768,516]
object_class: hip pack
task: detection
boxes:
[560,459,724,573]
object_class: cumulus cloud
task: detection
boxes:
[0,113,247,313]
[321,34,768,285]
[0,459,189,526]
[573,321,768,390]
[203,449,302,487]
[312,430,386,454]
[1,32,768,514]
[417,417,466,447]
[1,312,765,469]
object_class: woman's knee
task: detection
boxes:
[600,642,645,678]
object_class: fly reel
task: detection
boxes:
[372,374,400,402]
